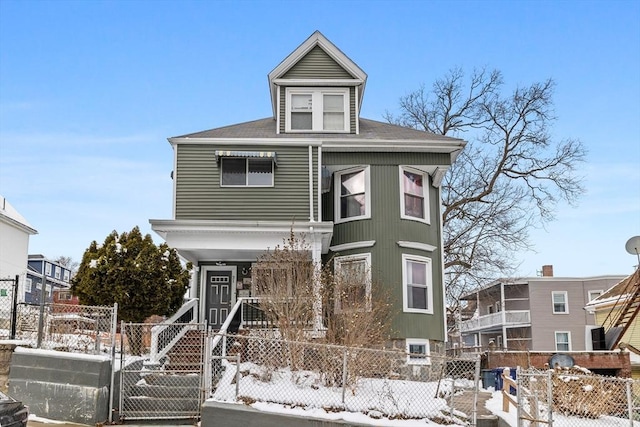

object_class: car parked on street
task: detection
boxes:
[0,391,28,427]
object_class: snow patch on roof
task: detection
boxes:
[0,195,37,233]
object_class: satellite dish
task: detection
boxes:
[625,236,640,256]
[626,236,640,266]
[549,353,575,369]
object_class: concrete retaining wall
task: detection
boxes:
[8,347,112,424]
[202,401,390,427]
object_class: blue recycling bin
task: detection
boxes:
[493,367,517,395]
[481,369,496,389]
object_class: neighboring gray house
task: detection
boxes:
[150,31,466,356]
[25,254,73,304]
[458,265,625,352]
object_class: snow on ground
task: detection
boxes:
[485,390,639,427]
[212,359,473,425]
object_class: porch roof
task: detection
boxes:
[149,219,333,264]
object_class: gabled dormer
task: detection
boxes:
[268,31,367,134]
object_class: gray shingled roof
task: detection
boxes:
[172,117,463,143]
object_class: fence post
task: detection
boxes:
[627,379,633,427]
[108,303,118,424]
[341,348,348,404]
[472,356,480,426]
[118,321,125,420]
[547,369,553,427]
[235,353,241,398]
[36,289,46,348]
[515,368,521,427]
[10,274,18,339]
[202,330,212,405]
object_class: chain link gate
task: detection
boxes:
[118,322,206,421]
[515,368,553,427]
[0,275,19,339]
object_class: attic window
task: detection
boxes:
[286,88,349,132]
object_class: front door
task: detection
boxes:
[205,269,233,330]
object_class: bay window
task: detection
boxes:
[334,253,371,312]
[400,166,429,223]
[402,254,433,313]
[334,166,370,222]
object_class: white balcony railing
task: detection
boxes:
[460,310,530,333]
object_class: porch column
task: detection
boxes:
[189,266,199,300]
[501,281,507,350]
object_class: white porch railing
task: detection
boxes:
[460,310,531,333]
[149,298,198,363]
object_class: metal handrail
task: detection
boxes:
[149,298,198,363]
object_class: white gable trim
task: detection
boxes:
[268,31,368,118]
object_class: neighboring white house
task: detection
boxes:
[0,195,37,287]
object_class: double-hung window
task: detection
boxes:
[221,158,274,187]
[402,254,433,314]
[334,253,371,312]
[54,266,60,279]
[45,263,51,276]
[400,167,429,223]
[555,331,571,351]
[287,88,349,132]
[552,291,568,314]
[334,166,370,223]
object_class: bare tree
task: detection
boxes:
[385,68,586,306]
[252,231,317,368]
[54,256,79,275]
[321,260,393,349]
[253,231,393,348]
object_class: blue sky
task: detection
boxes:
[1,0,638,277]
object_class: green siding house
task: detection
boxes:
[150,31,465,355]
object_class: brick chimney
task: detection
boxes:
[542,265,554,277]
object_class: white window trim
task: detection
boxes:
[25,278,32,293]
[397,241,437,252]
[399,166,430,224]
[330,240,375,253]
[220,157,275,188]
[45,263,51,276]
[552,291,569,314]
[588,290,603,302]
[402,254,433,314]
[334,166,371,224]
[406,338,431,365]
[285,87,350,133]
[54,266,60,279]
[63,270,70,282]
[334,253,372,313]
[554,331,572,351]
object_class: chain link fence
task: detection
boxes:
[510,367,639,427]
[209,332,481,425]
[13,302,116,354]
